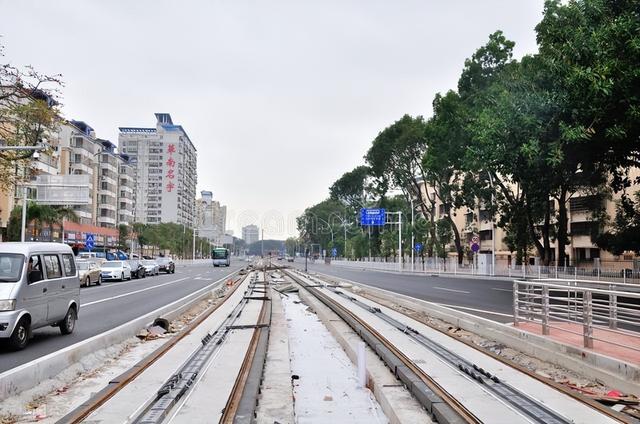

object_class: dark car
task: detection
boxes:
[156,257,175,274]
[128,259,146,279]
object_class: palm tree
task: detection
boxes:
[7,203,78,241]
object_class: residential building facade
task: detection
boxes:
[242,224,259,246]
[119,113,197,227]
[196,190,227,245]
[417,168,640,270]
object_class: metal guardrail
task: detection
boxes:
[330,259,640,284]
[513,279,640,351]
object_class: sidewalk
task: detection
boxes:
[515,321,640,366]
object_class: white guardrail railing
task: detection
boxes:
[328,259,640,284]
[513,279,640,350]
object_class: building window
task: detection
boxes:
[570,196,601,213]
[479,230,492,241]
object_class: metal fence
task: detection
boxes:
[513,279,640,350]
[329,259,640,284]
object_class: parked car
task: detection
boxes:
[156,257,175,274]
[128,259,146,279]
[77,260,101,287]
[100,261,132,281]
[0,242,80,350]
[141,260,160,276]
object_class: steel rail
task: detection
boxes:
[284,269,481,424]
[133,273,264,423]
[57,272,246,424]
[219,277,272,423]
[306,269,631,424]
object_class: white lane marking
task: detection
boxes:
[300,270,511,320]
[491,287,512,292]
[436,302,513,318]
[83,277,189,307]
[433,286,470,294]
[0,271,239,379]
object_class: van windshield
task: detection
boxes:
[0,254,25,282]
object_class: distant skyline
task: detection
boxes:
[0,1,544,238]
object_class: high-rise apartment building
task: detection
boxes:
[196,190,227,244]
[57,120,101,225]
[118,155,135,225]
[242,224,260,246]
[119,113,197,227]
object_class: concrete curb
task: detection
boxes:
[0,271,239,401]
[319,272,640,396]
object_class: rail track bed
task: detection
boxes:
[284,268,630,424]
[40,265,634,423]
[58,271,271,424]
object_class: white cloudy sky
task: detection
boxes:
[0,1,543,239]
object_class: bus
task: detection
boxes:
[212,247,230,267]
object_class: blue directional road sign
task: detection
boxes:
[85,233,95,251]
[415,242,423,253]
[360,208,386,226]
[331,248,338,257]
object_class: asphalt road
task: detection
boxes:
[290,260,515,323]
[0,261,244,373]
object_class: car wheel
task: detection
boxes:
[85,277,91,287]
[96,275,102,286]
[8,316,30,350]
[60,307,77,335]
[121,273,125,281]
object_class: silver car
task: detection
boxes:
[77,260,102,287]
[100,261,132,281]
[141,260,159,276]
[0,243,80,350]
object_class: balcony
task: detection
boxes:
[97,216,116,226]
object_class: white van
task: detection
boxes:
[0,243,80,350]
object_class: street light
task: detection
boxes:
[329,213,348,258]
[315,216,334,257]
[0,144,48,242]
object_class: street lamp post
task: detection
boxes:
[330,213,349,259]
[192,228,197,263]
[411,197,415,272]
[0,145,48,242]
[316,217,334,258]
[487,172,496,276]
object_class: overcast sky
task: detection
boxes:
[1,1,543,239]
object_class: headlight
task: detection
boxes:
[0,300,16,312]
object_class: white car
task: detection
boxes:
[100,261,132,281]
[141,260,160,276]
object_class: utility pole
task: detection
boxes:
[261,228,264,257]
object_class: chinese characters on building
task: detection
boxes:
[165,143,176,193]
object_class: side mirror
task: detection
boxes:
[28,270,43,284]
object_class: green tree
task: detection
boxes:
[329,166,372,212]
[7,204,77,241]
[0,41,63,190]
[117,224,129,251]
[535,0,640,264]
[365,115,437,255]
